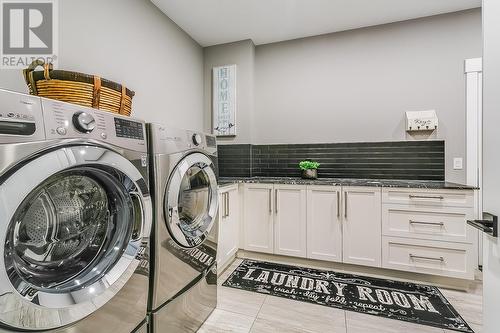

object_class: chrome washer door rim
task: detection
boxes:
[0,145,151,331]
[165,153,218,248]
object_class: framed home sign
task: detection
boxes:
[213,64,236,136]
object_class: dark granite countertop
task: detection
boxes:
[218,177,477,190]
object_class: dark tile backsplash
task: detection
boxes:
[217,144,252,177]
[218,141,445,181]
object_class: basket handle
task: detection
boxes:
[119,85,127,114]
[92,76,101,109]
[22,60,53,95]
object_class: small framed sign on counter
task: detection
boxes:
[213,64,236,136]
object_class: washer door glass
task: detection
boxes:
[5,167,142,293]
[165,153,218,248]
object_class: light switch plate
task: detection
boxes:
[453,158,463,170]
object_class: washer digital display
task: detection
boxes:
[114,118,144,140]
[206,135,216,147]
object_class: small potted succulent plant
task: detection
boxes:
[299,160,320,179]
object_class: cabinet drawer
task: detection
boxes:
[382,205,473,243]
[382,237,474,280]
[382,188,474,208]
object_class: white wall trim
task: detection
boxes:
[465,57,482,73]
[465,57,483,190]
[465,57,483,267]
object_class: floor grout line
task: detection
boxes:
[217,259,264,332]
[344,310,347,333]
[248,295,268,332]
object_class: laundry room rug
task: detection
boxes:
[222,260,473,333]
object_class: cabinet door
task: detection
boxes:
[224,185,240,258]
[342,186,382,267]
[217,185,240,268]
[243,184,274,254]
[274,184,307,258]
[307,186,342,262]
[216,191,226,267]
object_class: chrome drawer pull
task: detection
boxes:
[409,254,444,262]
[344,191,348,219]
[409,195,444,200]
[275,189,278,214]
[337,191,340,218]
[268,189,272,213]
[409,220,444,227]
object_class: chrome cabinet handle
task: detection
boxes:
[269,189,272,213]
[409,254,444,262]
[409,220,444,227]
[223,192,227,217]
[221,193,224,218]
[275,189,278,214]
[336,191,340,218]
[226,191,230,217]
[222,193,226,218]
[344,191,347,219]
[220,193,224,218]
[409,195,444,200]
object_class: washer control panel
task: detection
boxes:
[41,97,147,152]
[115,118,144,140]
[73,112,96,133]
[206,135,216,148]
[192,133,202,146]
[149,123,217,157]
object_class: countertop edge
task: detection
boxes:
[218,177,478,190]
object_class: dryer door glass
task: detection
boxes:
[5,167,142,292]
[166,153,218,248]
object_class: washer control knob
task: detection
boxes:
[56,127,67,135]
[192,133,202,146]
[73,112,96,133]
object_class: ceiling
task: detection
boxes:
[151,0,481,47]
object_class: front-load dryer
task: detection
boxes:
[147,123,218,333]
[0,89,152,332]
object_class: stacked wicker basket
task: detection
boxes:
[23,60,134,116]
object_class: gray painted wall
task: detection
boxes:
[202,10,482,183]
[254,9,481,183]
[0,0,204,130]
[481,1,500,332]
[203,40,255,143]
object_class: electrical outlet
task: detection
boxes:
[453,158,463,170]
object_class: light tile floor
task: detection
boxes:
[198,259,483,333]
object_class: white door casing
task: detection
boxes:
[465,57,483,268]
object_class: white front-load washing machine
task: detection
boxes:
[0,89,152,332]
[147,123,218,333]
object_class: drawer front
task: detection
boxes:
[382,205,473,243]
[382,188,474,208]
[382,237,474,280]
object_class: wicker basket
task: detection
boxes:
[23,60,135,116]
